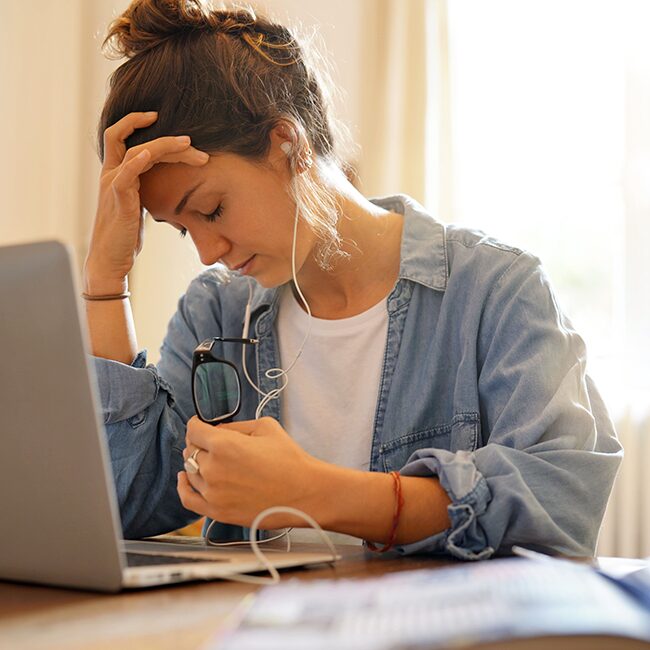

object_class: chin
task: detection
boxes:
[252,267,294,289]
[254,276,288,289]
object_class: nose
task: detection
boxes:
[191,231,231,266]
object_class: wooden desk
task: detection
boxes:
[0,546,452,650]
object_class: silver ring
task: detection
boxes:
[184,448,201,474]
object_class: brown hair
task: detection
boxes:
[99,0,350,267]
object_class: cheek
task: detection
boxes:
[295,223,318,260]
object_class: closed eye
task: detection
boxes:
[149,214,188,238]
[200,204,223,222]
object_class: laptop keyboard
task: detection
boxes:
[125,552,218,567]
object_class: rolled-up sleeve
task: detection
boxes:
[91,277,218,539]
[93,350,196,539]
[94,350,160,424]
[396,253,623,560]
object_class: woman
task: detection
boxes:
[86,0,621,559]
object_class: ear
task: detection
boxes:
[267,122,294,175]
[272,119,297,145]
[268,120,313,174]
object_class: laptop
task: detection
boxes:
[0,240,338,592]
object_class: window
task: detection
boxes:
[436,0,650,407]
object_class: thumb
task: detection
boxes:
[217,419,257,436]
[219,417,281,438]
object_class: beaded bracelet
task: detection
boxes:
[366,470,404,553]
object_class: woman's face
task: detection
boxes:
[139,145,317,288]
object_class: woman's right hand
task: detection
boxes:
[84,111,210,293]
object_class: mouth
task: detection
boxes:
[231,255,256,275]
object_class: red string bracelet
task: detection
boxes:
[366,470,404,553]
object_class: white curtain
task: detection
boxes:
[438,0,650,557]
[356,0,431,204]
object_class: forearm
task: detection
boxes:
[83,271,138,365]
[310,461,452,546]
[106,390,197,538]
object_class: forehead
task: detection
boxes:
[138,153,267,220]
[139,162,206,218]
[140,159,219,222]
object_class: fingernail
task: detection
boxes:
[176,135,191,145]
[145,111,157,117]
[197,151,210,161]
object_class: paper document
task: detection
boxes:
[210,557,650,650]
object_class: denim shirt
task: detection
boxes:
[94,194,622,560]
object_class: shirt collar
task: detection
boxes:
[370,193,448,292]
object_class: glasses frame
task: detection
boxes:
[191,337,258,425]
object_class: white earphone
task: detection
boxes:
[239,136,312,419]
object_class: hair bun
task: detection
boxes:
[104,0,258,58]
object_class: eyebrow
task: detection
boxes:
[174,182,204,216]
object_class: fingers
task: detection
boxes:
[155,147,211,168]
[215,419,258,435]
[181,446,208,485]
[177,471,209,515]
[124,136,209,171]
[111,149,151,194]
[218,417,281,438]
[185,463,208,493]
[103,111,211,172]
[103,111,158,169]
[186,416,255,452]
[182,444,208,463]
[185,417,281,452]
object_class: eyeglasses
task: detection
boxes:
[191,337,258,425]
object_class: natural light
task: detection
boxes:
[440,0,650,409]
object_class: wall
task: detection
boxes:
[0,1,84,262]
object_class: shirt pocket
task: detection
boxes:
[378,412,481,472]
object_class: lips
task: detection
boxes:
[231,255,255,274]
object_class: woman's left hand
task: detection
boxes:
[177,416,324,529]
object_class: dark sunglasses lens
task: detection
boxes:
[193,362,240,422]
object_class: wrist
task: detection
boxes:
[296,458,340,529]
[309,461,392,536]
[303,463,452,546]
[82,264,129,296]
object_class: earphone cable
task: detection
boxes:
[239,194,312,418]
[214,506,338,586]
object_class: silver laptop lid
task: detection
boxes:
[0,240,125,592]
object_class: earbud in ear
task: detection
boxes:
[280,141,292,156]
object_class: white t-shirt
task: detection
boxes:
[276,285,389,544]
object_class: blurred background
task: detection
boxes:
[1,0,648,556]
